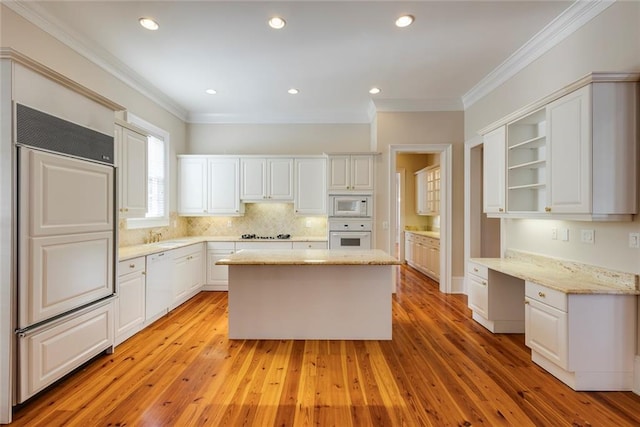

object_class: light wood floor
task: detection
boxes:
[12,265,640,426]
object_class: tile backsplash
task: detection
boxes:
[118,204,327,247]
[187,203,327,237]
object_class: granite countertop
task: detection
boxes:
[118,236,328,261]
[405,230,440,239]
[470,250,639,295]
[216,249,402,266]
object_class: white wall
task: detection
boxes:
[1,4,188,211]
[187,123,370,155]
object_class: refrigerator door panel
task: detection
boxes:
[19,231,114,329]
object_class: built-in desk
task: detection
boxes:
[468,250,639,391]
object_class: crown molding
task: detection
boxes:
[187,111,372,125]
[4,0,188,121]
[462,0,616,110]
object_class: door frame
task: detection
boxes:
[389,144,452,294]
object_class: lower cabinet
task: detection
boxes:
[292,241,328,249]
[467,261,525,333]
[524,280,636,390]
[404,232,440,281]
[171,244,204,309]
[206,242,235,291]
[115,257,146,346]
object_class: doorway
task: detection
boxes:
[390,144,452,294]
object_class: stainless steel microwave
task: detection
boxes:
[329,195,372,217]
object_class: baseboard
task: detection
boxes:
[203,284,228,291]
[634,356,640,396]
[451,275,465,294]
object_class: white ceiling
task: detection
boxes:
[14,1,575,123]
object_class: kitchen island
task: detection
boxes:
[216,249,400,340]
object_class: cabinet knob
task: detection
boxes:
[203,210,207,213]
[524,300,529,304]
[124,208,129,212]
[129,264,135,269]
[545,207,551,212]
[498,208,504,212]
[141,271,146,275]
[473,268,478,272]
[538,291,546,298]
[482,281,487,286]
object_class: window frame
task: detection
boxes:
[125,113,170,230]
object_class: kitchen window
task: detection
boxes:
[126,113,170,229]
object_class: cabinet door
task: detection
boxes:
[207,251,232,286]
[468,275,488,317]
[178,157,208,215]
[547,85,591,214]
[115,271,145,337]
[483,126,506,213]
[209,158,241,214]
[415,170,427,215]
[268,158,294,200]
[328,155,350,191]
[429,247,440,279]
[294,158,327,215]
[172,255,190,303]
[351,155,374,190]
[187,250,203,293]
[525,298,568,369]
[404,235,413,263]
[241,158,266,200]
[120,128,148,218]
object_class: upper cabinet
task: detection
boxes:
[481,74,638,221]
[483,126,506,214]
[416,165,440,216]
[294,157,327,215]
[178,156,243,216]
[241,157,293,201]
[115,122,147,219]
[327,154,374,192]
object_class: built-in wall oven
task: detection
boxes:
[328,219,372,250]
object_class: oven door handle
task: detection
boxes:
[330,232,370,237]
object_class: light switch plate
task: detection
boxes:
[629,233,640,249]
[551,228,558,240]
[581,229,594,244]
[560,228,569,242]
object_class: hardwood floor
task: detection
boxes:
[12,265,640,426]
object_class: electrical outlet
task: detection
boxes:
[551,228,558,240]
[629,233,640,249]
[305,219,312,228]
[227,219,232,228]
[560,228,569,242]
[581,229,594,244]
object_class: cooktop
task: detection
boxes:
[240,234,291,240]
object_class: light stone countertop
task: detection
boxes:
[216,249,401,265]
[118,236,328,261]
[405,230,440,239]
[470,250,639,295]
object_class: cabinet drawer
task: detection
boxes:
[172,243,203,259]
[207,241,235,251]
[526,281,567,311]
[468,274,488,317]
[468,261,488,280]
[292,241,327,249]
[119,257,145,276]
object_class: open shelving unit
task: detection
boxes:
[506,108,547,213]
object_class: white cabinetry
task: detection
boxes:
[524,281,636,390]
[483,76,638,220]
[206,242,235,291]
[292,241,328,249]
[415,165,440,216]
[294,157,327,215]
[115,257,146,346]
[241,157,293,201]
[327,154,374,192]
[115,122,147,218]
[482,126,506,214]
[404,232,439,281]
[171,244,204,308]
[178,156,243,216]
[467,261,525,333]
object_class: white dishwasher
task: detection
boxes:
[145,251,173,322]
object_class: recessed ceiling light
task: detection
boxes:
[139,17,159,31]
[268,16,286,29]
[395,15,414,28]
[205,89,217,95]
[287,88,299,95]
[369,87,381,95]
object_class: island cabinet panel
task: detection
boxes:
[524,281,636,390]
